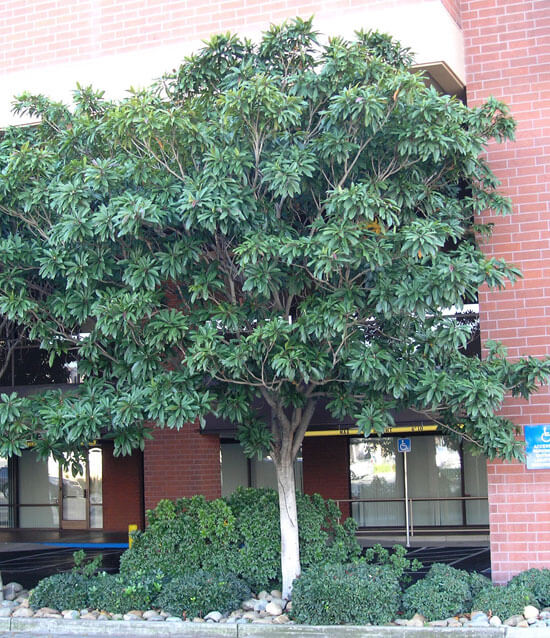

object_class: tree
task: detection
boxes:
[0,19,548,598]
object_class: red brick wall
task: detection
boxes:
[462,0,550,583]
[102,443,144,531]
[143,425,221,512]
[302,436,350,518]
[442,0,462,26]
[1,0,449,73]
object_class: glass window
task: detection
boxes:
[350,438,404,527]
[18,451,59,528]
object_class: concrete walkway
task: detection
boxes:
[0,618,549,637]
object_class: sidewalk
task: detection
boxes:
[2,618,550,637]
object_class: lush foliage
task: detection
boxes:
[509,568,550,607]
[86,571,164,614]
[362,543,422,588]
[156,571,250,619]
[29,573,91,611]
[2,16,548,596]
[473,584,538,620]
[119,488,360,591]
[0,18,545,473]
[401,563,475,621]
[291,563,401,625]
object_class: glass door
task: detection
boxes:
[60,448,103,529]
[60,460,89,529]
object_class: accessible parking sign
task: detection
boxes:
[524,424,550,470]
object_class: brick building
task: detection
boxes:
[0,0,548,583]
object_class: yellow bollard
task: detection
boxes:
[128,523,138,549]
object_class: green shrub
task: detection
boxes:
[291,563,401,625]
[155,571,250,618]
[402,563,472,621]
[86,571,164,614]
[120,488,360,591]
[468,572,492,600]
[29,573,90,611]
[473,584,538,619]
[509,568,550,607]
[362,544,422,587]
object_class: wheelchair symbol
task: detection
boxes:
[541,427,550,443]
[398,438,411,453]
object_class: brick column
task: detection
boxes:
[102,443,144,531]
[462,0,550,582]
[143,425,221,513]
[302,436,351,518]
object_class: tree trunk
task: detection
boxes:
[274,452,300,600]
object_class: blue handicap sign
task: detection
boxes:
[398,438,411,453]
[525,425,550,470]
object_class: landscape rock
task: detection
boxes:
[524,605,539,620]
[12,607,34,618]
[123,613,142,621]
[258,590,269,600]
[81,611,99,620]
[61,610,80,620]
[242,598,256,611]
[0,607,12,617]
[265,601,283,616]
[504,614,524,626]
[270,590,282,599]
[408,613,426,627]
[165,616,183,622]
[192,617,205,622]
[489,615,502,626]
[428,620,447,627]
[204,611,223,622]
[273,614,290,624]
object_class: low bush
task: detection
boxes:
[291,563,401,625]
[402,563,472,621]
[120,488,360,591]
[468,571,493,600]
[362,544,422,587]
[473,584,538,619]
[155,571,250,619]
[86,571,164,614]
[509,568,550,607]
[29,573,91,611]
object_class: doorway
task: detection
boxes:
[60,447,103,529]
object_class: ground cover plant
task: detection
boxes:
[2,17,549,597]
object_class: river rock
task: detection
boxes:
[12,607,34,618]
[123,613,142,621]
[205,611,223,622]
[81,611,99,620]
[490,616,502,626]
[242,599,257,611]
[147,615,165,621]
[394,619,409,626]
[258,590,269,600]
[3,583,22,601]
[273,614,290,624]
[524,605,539,620]
[517,620,529,627]
[192,617,205,622]
[428,620,447,627]
[504,614,524,626]
[266,601,283,616]
[254,599,267,612]
[270,590,282,599]
[408,613,426,627]
[143,610,159,620]
[98,612,110,621]
[165,616,183,622]
[62,610,80,620]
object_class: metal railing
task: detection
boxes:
[334,496,489,543]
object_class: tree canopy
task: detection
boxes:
[0,18,548,595]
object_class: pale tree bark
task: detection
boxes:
[274,451,300,600]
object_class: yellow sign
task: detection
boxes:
[305,424,438,437]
